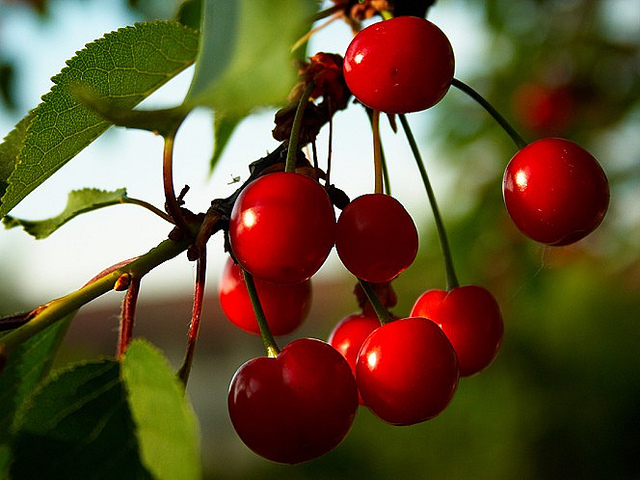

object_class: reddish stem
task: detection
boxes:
[178,249,207,385]
[118,276,141,357]
[163,132,190,233]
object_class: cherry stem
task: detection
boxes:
[372,110,384,195]
[358,279,393,325]
[399,114,459,291]
[366,109,392,195]
[178,249,207,385]
[451,78,528,150]
[117,275,141,358]
[380,10,394,20]
[241,267,280,358]
[326,114,333,186]
[285,81,316,173]
[163,129,190,232]
[311,3,343,22]
[292,11,340,52]
[122,196,175,224]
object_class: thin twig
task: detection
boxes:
[178,249,207,385]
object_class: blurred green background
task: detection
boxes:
[1,0,639,478]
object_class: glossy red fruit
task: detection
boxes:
[410,286,503,377]
[218,257,312,336]
[328,313,381,404]
[356,317,459,425]
[335,194,418,283]
[228,338,358,464]
[503,138,609,246]
[343,16,455,114]
[229,172,336,284]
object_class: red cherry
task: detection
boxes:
[228,338,358,464]
[328,312,380,404]
[512,82,574,135]
[343,16,455,114]
[218,257,312,336]
[356,317,459,425]
[335,194,418,283]
[410,286,503,377]
[503,138,609,246]
[229,172,336,284]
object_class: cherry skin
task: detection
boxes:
[228,338,358,464]
[410,286,503,377]
[356,317,459,425]
[218,257,312,336]
[343,16,455,114]
[503,138,609,246]
[328,312,381,404]
[229,172,336,284]
[335,194,418,283]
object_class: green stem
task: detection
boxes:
[241,268,280,357]
[399,114,459,291]
[0,236,193,362]
[451,78,528,149]
[285,81,315,173]
[372,110,384,195]
[358,279,393,325]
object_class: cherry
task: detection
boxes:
[410,286,503,377]
[356,317,459,425]
[228,338,358,464]
[229,172,336,284]
[328,312,380,404]
[343,16,455,114]
[503,138,609,246]
[218,257,312,336]
[335,193,418,283]
[512,82,575,135]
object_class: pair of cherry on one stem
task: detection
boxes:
[221,14,609,464]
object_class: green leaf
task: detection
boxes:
[121,340,201,480]
[10,360,152,480]
[210,112,240,172]
[0,313,74,440]
[185,0,315,118]
[0,20,199,219]
[3,188,127,239]
[0,113,33,201]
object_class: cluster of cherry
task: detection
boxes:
[217,13,610,464]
